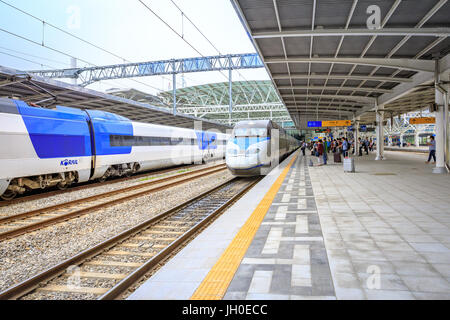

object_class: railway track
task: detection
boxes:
[0,163,227,241]
[0,162,221,207]
[0,177,259,300]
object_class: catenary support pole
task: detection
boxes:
[70,58,77,85]
[172,63,177,116]
[229,62,233,125]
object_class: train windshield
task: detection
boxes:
[233,127,267,137]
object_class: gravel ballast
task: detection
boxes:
[0,169,233,292]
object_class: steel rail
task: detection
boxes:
[0,177,259,300]
[99,178,259,300]
[0,162,211,207]
[0,164,227,241]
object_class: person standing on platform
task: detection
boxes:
[358,137,363,156]
[323,139,328,165]
[426,135,436,164]
[317,139,324,166]
[364,138,369,155]
[301,141,306,156]
[342,137,349,158]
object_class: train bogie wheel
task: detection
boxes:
[1,190,17,201]
[56,182,69,190]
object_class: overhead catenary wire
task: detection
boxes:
[0,0,127,63]
[166,0,260,106]
[0,46,70,67]
[138,0,231,84]
[0,0,170,92]
[0,50,58,69]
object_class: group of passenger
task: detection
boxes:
[300,136,376,166]
[300,134,437,166]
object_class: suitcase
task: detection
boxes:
[334,152,342,163]
[343,157,355,172]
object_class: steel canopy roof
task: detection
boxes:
[231,0,450,128]
[0,66,231,131]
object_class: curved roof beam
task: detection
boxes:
[272,74,413,83]
[284,99,367,108]
[265,57,435,73]
[252,28,450,39]
[278,85,391,94]
[280,93,376,104]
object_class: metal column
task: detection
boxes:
[354,117,360,156]
[375,107,385,161]
[70,58,77,85]
[172,61,177,116]
[433,58,446,173]
[229,65,232,125]
[433,87,446,173]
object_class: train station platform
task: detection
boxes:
[384,146,428,153]
[128,150,450,300]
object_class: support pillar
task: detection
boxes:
[375,108,385,160]
[70,58,77,85]
[354,117,360,156]
[415,132,420,147]
[433,88,446,173]
[172,62,177,116]
[229,65,233,125]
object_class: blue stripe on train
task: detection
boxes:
[15,100,93,159]
[85,110,133,156]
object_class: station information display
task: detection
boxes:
[409,117,435,124]
[307,120,351,127]
[322,120,351,127]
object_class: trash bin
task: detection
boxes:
[343,157,355,172]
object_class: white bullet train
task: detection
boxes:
[0,98,228,200]
[226,120,300,176]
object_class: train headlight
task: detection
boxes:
[246,148,261,155]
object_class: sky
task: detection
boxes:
[0,0,270,95]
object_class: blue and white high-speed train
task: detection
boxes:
[0,98,228,200]
[226,120,299,176]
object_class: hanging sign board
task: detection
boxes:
[307,121,322,127]
[322,120,351,127]
[409,117,435,125]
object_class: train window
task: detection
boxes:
[233,128,267,137]
[110,135,198,147]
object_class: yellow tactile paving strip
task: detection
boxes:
[191,153,299,300]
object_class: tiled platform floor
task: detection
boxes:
[310,150,450,299]
[224,155,336,300]
[129,150,450,300]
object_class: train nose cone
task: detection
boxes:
[227,154,259,169]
